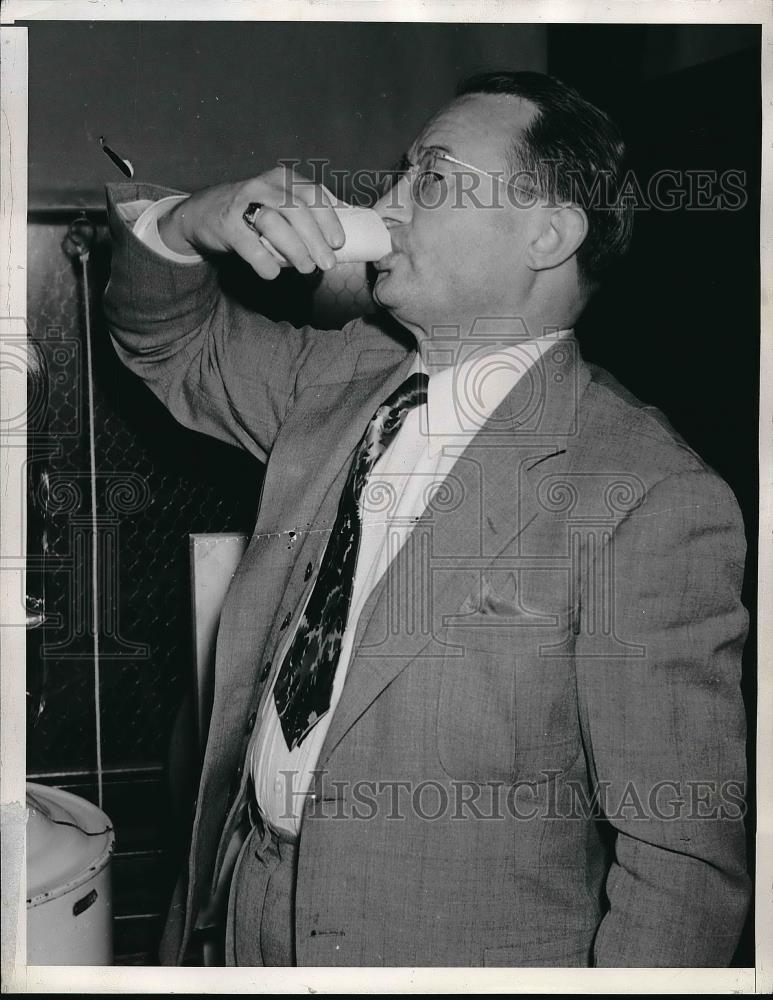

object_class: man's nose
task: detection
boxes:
[373,175,413,229]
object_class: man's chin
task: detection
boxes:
[372,271,427,336]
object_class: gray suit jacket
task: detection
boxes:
[103,182,751,967]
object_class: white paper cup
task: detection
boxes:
[258,205,392,266]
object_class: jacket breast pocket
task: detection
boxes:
[436,580,581,785]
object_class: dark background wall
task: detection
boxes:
[24,20,546,209]
[22,20,760,965]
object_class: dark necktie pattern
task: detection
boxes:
[273,372,429,751]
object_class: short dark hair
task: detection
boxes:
[456,70,633,289]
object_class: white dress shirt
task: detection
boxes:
[125,194,571,839]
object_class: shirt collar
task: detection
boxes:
[411,329,574,457]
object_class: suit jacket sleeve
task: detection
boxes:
[575,468,751,966]
[102,181,326,464]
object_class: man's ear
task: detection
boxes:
[526,204,588,272]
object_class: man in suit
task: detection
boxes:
[103,71,750,967]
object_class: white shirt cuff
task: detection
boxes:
[118,195,205,264]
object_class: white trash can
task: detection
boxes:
[26,782,115,965]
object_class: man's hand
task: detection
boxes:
[158,166,346,280]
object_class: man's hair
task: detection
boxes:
[456,70,633,290]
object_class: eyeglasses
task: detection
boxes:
[381,149,544,206]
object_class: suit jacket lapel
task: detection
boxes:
[262,341,417,564]
[318,334,591,767]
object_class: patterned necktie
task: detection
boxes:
[273,372,429,751]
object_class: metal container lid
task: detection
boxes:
[26,782,114,906]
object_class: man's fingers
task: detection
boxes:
[230,228,283,281]
[271,201,338,270]
[293,181,347,251]
[260,170,346,258]
[249,207,318,273]
[226,170,348,274]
